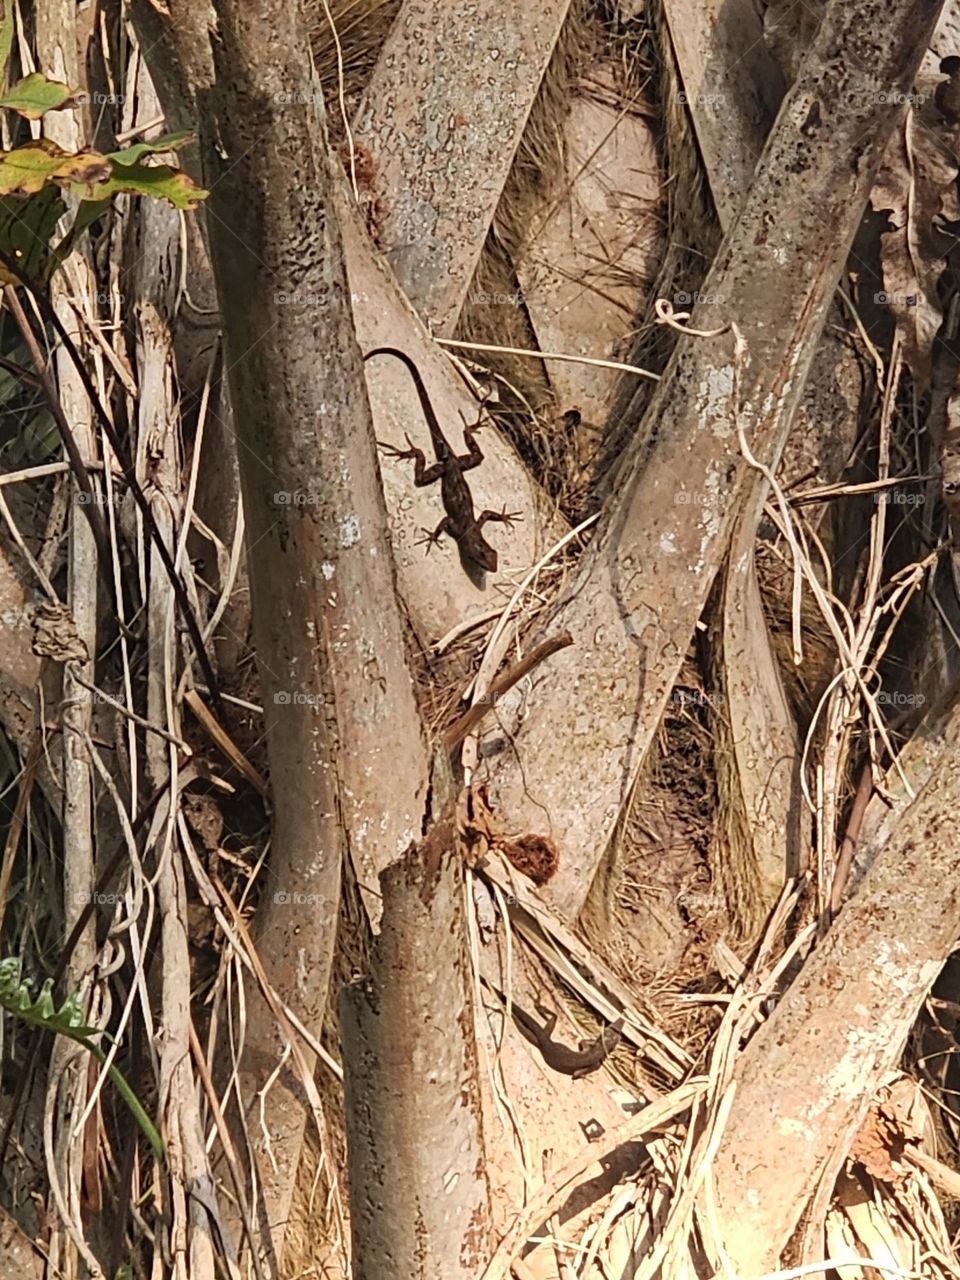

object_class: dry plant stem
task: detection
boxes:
[478,858,690,1081]
[134,183,221,1280]
[436,336,661,382]
[0,250,225,717]
[2,287,111,571]
[711,739,960,1272]
[79,743,155,1137]
[467,888,536,1198]
[485,0,946,923]
[0,459,77,484]
[340,834,489,1280]
[635,1087,737,1280]
[200,0,430,1259]
[829,762,873,916]
[182,688,267,796]
[54,775,175,988]
[42,1054,104,1278]
[212,877,348,1265]
[123,0,214,144]
[660,0,784,233]
[461,511,599,775]
[152,761,218,1280]
[817,344,899,915]
[188,1019,262,1280]
[0,770,178,1255]
[69,670,187,747]
[852,687,960,896]
[0,486,57,598]
[699,0,816,929]
[716,515,804,931]
[31,29,103,1255]
[444,632,572,750]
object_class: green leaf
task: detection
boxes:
[0,73,79,120]
[48,197,110,278]
[0,184,67,283]
[0,957,165,1164]
[0,958,97,1035]
[108,131,194,166]
[5,407,58,465]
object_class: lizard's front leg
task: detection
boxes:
[379,434,445,487]
[533,1003,559,1040]
[456,421,486,474]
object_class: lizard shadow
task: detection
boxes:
[457,543,489,590]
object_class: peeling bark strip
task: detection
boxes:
[340,841,489,1280]
[199,0,429,1261]
[486,0,947,922]
[711,741,960,1271]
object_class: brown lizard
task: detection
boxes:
[491,988,624,1078]
[363,346,519,574]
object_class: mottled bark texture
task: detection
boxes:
[353,0,572,333]
[340,803,489,1280]
[198,0,429,1264]
[711,736,960,1271]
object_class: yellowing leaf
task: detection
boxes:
[69,160,208,211]
[0,139,111,196]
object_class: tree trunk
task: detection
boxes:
[199,0,429,1261]
[711,725,960,1270]
[340,769,489,1279]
